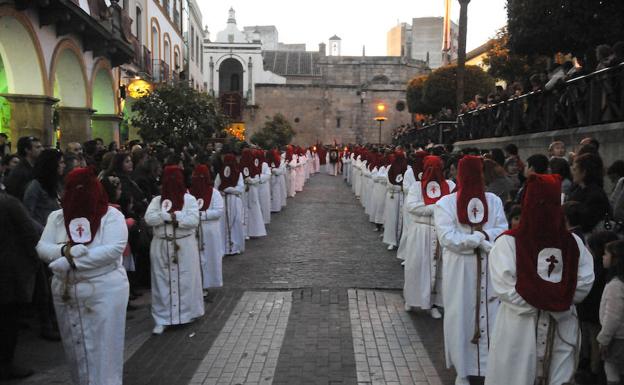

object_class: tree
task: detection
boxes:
[507,0,624,60]
[406,75,435,114]
[483,27,549,84]
[422,65,496,111]
[250,113,296,149]
[131,84,228,151]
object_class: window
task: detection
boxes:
[196,36,199,65]
[190,27,195,61]
[174,50,179,70]
[336,118,341,128]
[230,74,240,91]
[135,7,142,42]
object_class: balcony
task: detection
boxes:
[14,0,134,67]
[173,9,180,29]
[142,46,152,76]
[152,60,171,83]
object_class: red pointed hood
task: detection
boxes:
[456,155,488,226]
[507,173,580,311]
[219,154,240,191]
[190,164,213,211]
[61,167,109,244]
[421,156,450,205]
[161,165,186,212]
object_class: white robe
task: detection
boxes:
[343,155,352,184]
[353,157,362,197]
[396,166,417,261]
[485,234,594,385]
[215,173,245,255]
[37,207,129,385]
[198,188,225,288]
[295,156,305,192]
[286,157,297,198]
[434,192,508,378]
[258,162,271,224]
[313,152,320,173]
[270,162,285,212]
[382,170,405,247]
[372,165,388,224]
[145,194,205,326]
[279,160,287,207]
[305,151,311,180]
[243,175,267,238]
[403,180,455,310]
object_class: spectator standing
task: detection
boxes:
[550,157,573,196]
[0,194,39,380]
[598,240,624,385]
[607,160,624,223]
[568,153,612,234]
[23,149,65,230]
[0,154,19,191]
[4,136,43,200]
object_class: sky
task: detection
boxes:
[198,0,508,56]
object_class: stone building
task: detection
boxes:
[245,51,428,145]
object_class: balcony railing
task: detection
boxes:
[152,60,171,83]
[396,62,624,145]
[142,46,152,76]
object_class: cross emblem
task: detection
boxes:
[546,255,558,277]
[431,185,437,195]
[472,206,479,220]
[76,224,84,238]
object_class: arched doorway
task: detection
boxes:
[50,42,89,148]
[218,58,243,120]
[0,13,50,143]
[91,65,119,146]
[219,58,243,95]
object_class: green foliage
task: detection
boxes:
[421,65,496,111]
[250,113,296,149]
[131,84,228,151]
[406,75,435,114]
[483,27,549,83]
[507,0,624,58]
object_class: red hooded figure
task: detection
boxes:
[508,174,580,312]
[218,154,240,191]
[421,156,450,205]
[456,155,488,227]
[387,150,408,186]
[161,165,186,213]
[190,164,213,211]
[62,167,109,245]
[240,148,259,178]
[269,149,281,168]
[410,151,429,181]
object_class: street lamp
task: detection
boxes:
[374,102,387,144]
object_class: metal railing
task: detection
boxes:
[397,62,624,145]
[151,60,171,83]
[142,46,152,76]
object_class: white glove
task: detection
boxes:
[479,239,493,254]
[70,244,89,258]
[161,211,172,221]
[465,232,485,249]
[49,257,72,274]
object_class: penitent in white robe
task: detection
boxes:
[372,165,388,224]
[353,157,362,196]
[382,181,403,248]
[198,188,225,288]
[270,162,285,213]
[295,156,305,192]
[244,175,267,238]
[37,207,129,385]
[286,157,297,198]
[258,162,271,224]
[215,173,245,255]
[485,234,594,385]
[434,192,507,380]
[396,166,416,261]
[145,194,205,326]
[403,180,455,310]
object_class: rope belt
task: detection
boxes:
[157,233,192,241]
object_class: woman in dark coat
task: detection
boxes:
[0,194,39,380]
[568,152,612,234]
[22,149,65,230]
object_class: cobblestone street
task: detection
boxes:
[11,174,454,385]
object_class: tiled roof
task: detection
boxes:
[262,51,322,76]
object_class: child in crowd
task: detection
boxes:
[577,231,619,384]
[506,204,521,230]
[599,240,624,385]
[563,201,586,243]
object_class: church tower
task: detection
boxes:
[329,35,341,56]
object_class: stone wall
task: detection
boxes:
[245,84,414,145]
[453,121,624,168]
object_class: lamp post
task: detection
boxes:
[456,0,470,112]
[374,103,387,144]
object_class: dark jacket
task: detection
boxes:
[567,183,612,233]
[4,157,34,201]
[0,194,40,304]
[22,179,60,232]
